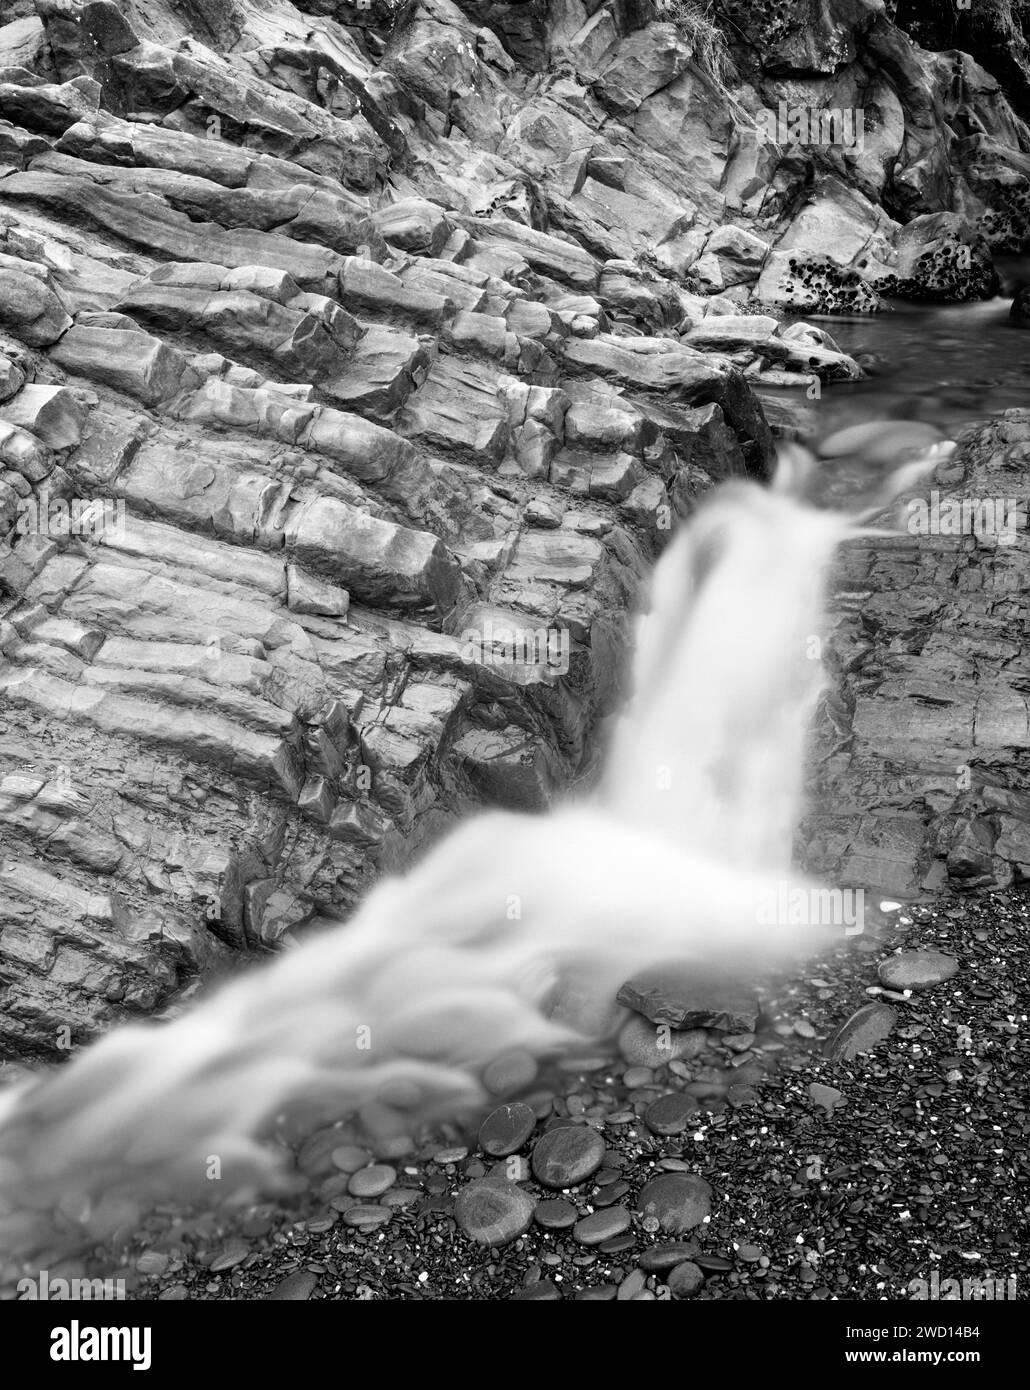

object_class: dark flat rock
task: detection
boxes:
[618,964,759,1031]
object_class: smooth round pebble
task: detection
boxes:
[511,1279,561,1300]
[693,1253,734,1272]
[380,1188,421,1209]
[576,1285,618,1300]
[347,1164,396,1198]
[265,1270,317,1301]
[478,1102,537,1157]
[622,1066,655,1088]
[637,1240,701,1272]
[454,1178,536,1247]
[877,950,959,991]
[342,1204,393,1229]
[635,1173,712,1233]
[594,1180,631,1207]
[618,1015,707,1068]
[483,1049,538,1096]
[668,1260,704,1299]
[573,1206,631,1246]
[531,1126,606,1189]
[433,1147,468,1165]
[644,1091,699,1135]
[617,1268,647,1300]
[534,1200,578,1230]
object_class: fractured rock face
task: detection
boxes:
[1,0,1026,1060]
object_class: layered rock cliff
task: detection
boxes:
[1,0,1029,1056]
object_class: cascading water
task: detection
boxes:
[0,444,932,1266]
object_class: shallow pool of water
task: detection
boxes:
[806,296,1030,441]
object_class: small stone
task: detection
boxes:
[347,1164,396,1198]
[380,1188,421,1208]
[511,1279,561,1300]
[330,1144,373,1174]
[209,1240,250,1271]
[534,1200,578,1230]
[723,1033,756,1052]
[576,1285,618,1300]
[621,1066,655,1088]
[727,1084,760,1108]
[478,1102,537,1157]
[531,1126,605,1189]
[808,1082,845,1114]
[667,1260,705,1298]
[617,1014,707,1068]
[644,1092,699,1135]
[265,1269,317,1300]
[877,950,959,992]
[598,1233,637,1255]
[342,1204,393,1229]
[638,1240,701,1272]
[617,1268,647,1300]
[635,1173,712,1234]
[827,1003,898,1063]
[736,1243,763,1262]
[574,1206,632,1246]
[298,1128,348,1176]
[693,1253,734,1273]
[135,1251,169,1277]
[482,1049,538,1095]
[455,1178,536,1246]
[593,1181,631,1207]
[433,1147,468,1165]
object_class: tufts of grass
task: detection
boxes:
[653,0,731,86]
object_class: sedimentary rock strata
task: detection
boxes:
[2,0,1029,1054]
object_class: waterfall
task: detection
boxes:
[0,445,921,1263]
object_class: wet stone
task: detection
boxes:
[593,1180,631,1207]
[877,950,959,992]
[667,1260,704,1298]
[635,1173,712,1234]
[827,1002,898,1063]
[265,1269,317,1300]
[617,1268,647,1300]
[574,1206,631,1245]
[347,1164,396,1198]
[482,1049,538,1095]
[341,1204,393,1229]
[644,1092,699,1135]
[454,1178,536,1246]
[534,1199,578,1230]
[330,1144,373,1174]
[727,1084,760,1108]
[618,1014,708,1068]
[511,1279,562,1300]
[598,1233,637,1255]
[622,1066,655,1088]
[478,1102,537,1157]
[637,1240,702,1272]
[530,1126,606,1189]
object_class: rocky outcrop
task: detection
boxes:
[805,410,1030,897]
[0,0,782,1057]
[2,0,1029,1055]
